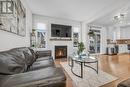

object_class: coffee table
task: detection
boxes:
[68,54,98,78]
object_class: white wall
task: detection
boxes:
[100,27,107,54]
[107,26,121,40]
[81,22,88,52]
[33,14,81,58]
[119,26,130,53]
[120,26,130,39]
[0,0,32,51]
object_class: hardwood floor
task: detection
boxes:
[55,54,130,87]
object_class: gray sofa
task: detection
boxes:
[0,47,66,87]
[118,79,130,87]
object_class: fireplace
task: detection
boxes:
[55,46,67,59]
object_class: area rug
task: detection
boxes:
[60,62,118,87]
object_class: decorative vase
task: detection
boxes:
[78,52,82,58]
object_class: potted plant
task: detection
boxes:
[77,42,85,57]
[88,30,95,37]
[32,29,36,31]
[32,29,36,33]
[31,29,36,36]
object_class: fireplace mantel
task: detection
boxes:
[50,38,72,41]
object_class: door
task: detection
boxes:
[89,30,101,53]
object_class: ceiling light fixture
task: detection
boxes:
[113,13,126,24]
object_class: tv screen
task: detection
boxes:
[51,24,72,37]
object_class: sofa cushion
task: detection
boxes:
[36,50,51,58]
[28,58,54,71]
[16,47,36,66]
[23,51,34,66]
[0,51,27,75]
[8,49,26,61]
[28,48,37,60]
[36,56,53,62]
[0,67,66,87]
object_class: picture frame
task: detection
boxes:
[0,0,26,36]
[73,33,79,47]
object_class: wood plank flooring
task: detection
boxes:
[55,54,130,87]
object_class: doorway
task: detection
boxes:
[89,30,101,53]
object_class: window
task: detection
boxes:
[37,23,47,30]
[73,27,79,33]
[36,23,47,48]
[73,27,80,47]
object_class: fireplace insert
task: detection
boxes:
[55,46,67,59]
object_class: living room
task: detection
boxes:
[0,0,130,87]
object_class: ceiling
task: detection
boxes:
[26,0,130,22]
[90,5,130,26]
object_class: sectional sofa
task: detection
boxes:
[0,47,66,87]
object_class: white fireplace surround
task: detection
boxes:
[50,41,75,59]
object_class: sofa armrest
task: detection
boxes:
[36,50,51,58]
[0,67,66,87]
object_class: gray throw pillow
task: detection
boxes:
[0,52,27,75]
[23,51,34,66]
[28,48,37,61]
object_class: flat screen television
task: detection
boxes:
[51,24,72,37]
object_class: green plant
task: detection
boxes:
[77,42,85,55]
[32,29,36,32]
[88,30,95,36]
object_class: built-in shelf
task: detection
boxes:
[50,38,72,41]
